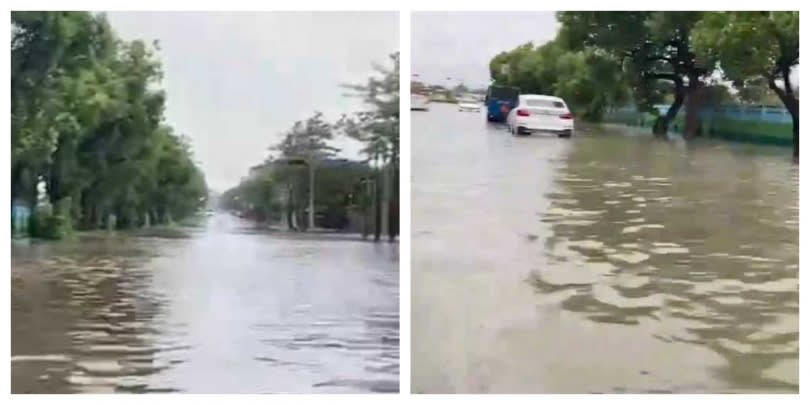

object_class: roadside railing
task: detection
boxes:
[604,104,792,146]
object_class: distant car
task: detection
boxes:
[457,98,481,112]
[506,94,574,137]
[411,93,430,111]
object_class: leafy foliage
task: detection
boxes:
[223,52,400,239]
[338,52,400,165]
[11,11,207,237]
[557,12,708,133]
[692,11,799,158]
[489,39,629,120]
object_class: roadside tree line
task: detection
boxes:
[490,12,799,160]
[221,53,400,242]
[12,11,207,239]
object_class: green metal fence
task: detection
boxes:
[603,104,793,146]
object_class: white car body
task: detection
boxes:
[411,94,430,111]
[506,94,574,137]
[457,98,481,112]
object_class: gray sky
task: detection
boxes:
[412,12,558,90]
[107,12,398,192]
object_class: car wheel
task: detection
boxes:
[558,130,572,138]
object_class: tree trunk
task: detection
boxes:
[363,179,372,240]
[307,162,315,231]
[767,69,799,163]
[388,166,398,242]
[792,111,798,163]
[684,73,703,138]
[12,164,37,212]
[374,169,381,242]
[284,186,293,230]
[380,163,390,241]
[653,75,685,137]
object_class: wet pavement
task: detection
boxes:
[411,102,798,393]
[11,214,399,393]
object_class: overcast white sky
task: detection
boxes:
[412,12,559,89]
[107,12,398,192]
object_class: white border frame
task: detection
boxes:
[4,1,808,403]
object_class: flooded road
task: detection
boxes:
[11,214,399,393]
[411,103,798,393]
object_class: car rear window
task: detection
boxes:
[489,86,519,100]
[527,99,565,108]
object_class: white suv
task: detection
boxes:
[506,94,574,137]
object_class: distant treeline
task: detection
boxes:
[222,53,400,241]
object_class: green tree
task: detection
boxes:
[489,40,628,121]
[558,11,709,136]
[735,77,784,106]
[272,112,339,231]
[338,52,399,241]
[692,11,799,160]
[452,82,469,96]
[11,11,114,210]
[11,11,207,238]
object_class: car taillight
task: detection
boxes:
[516,109,530,117]
[560,113,573,119]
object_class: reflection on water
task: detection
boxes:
[533,134,798,392]
[11,215,399,393]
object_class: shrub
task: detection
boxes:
[29,210,72,240]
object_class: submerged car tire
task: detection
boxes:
[558,130,572,138]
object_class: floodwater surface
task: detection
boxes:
[411,103,798,393]
[12,214,399,393]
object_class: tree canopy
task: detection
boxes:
[692,11,799,158]
[222,52,400,240]
[489,39,629,121]
[489,11,798,159]
[11,11,207,237]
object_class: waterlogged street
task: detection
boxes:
[412,102,798,393]
[11,214,399,393]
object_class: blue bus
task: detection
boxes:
[485,85,520,122]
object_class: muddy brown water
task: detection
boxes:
[11,214,399,393]
[411,103,798,393]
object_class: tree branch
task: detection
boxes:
[766,73,789,107]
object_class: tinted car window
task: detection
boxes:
[488,86,519,100]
